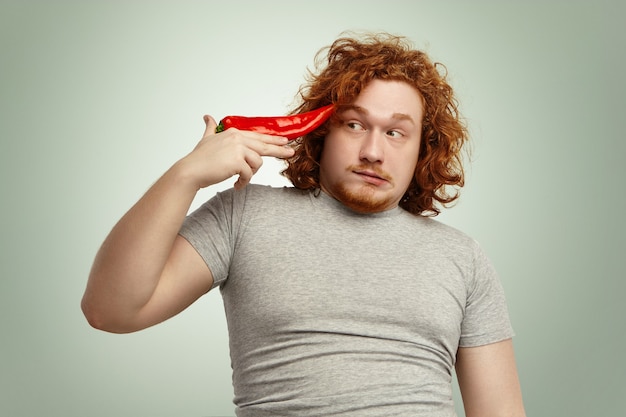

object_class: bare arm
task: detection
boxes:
[81,115,294,333]
[456,338,526,417]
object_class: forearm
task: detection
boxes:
[82,116,295,331]
[81,161,198,329]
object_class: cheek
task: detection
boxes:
[320,135,348,169]
[319,141,341,181]
[391,150,420,185]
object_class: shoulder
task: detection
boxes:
[213,185,313,221]
[211,184,306,205]
[236,184,309,206]
[244,184,306,197]
[406,214,495,276]
[408,213,478,249]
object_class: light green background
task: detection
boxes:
[1,1,624,416]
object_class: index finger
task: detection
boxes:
[246,133,295,159]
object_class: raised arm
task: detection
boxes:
[81,115,294,333]
[455,338,526,417]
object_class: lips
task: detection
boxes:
[353,168,391,185]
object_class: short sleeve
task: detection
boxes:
[459,243,515,347]
[178,188,243,289]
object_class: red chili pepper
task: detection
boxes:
[215,104,335,140]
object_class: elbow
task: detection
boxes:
[81,296,110,332]
[81,296,134,334]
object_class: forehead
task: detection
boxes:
[350,79,424,120]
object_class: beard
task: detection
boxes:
[321,163,400,214]
[329,182,396,214]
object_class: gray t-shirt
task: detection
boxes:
[180,185,514,417]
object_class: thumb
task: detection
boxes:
[202,114,218,138]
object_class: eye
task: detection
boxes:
[386,129,404,138]
[346,121,365,131]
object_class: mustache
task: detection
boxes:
[347,164,393,182]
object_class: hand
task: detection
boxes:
[177,114,295,190]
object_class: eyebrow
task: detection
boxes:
[339,104,416,125]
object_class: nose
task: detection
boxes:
[359,131,385,163]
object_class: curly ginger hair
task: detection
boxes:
[281,33,469,216]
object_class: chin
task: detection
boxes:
[332,184,396,214]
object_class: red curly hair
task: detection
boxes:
[281,32,469,216]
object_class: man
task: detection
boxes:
[82,33,526,416]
